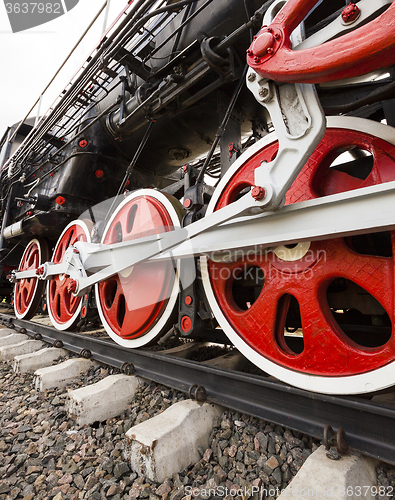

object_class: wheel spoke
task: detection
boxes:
[209,258,281,351]
[290,279,395,375]
[102,276,124,328]
[322,239,393,314]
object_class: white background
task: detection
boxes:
[0,0,128,135]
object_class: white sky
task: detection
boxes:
[0,0,129,135]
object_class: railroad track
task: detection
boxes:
[1,311,394,466]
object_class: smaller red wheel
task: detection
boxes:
[47,220,91,330]
[96,189,182,348]
[14,238,48,320]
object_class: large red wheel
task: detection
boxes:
[14,238,48,320]
[96,189,182,348]
[47,220,91,330]
[202,116,395,394]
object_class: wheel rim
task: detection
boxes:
[14,238,48,320]
[96,189,181,348]
[47,220,91,330]
[202,116,395,394]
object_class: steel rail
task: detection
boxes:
[1,312,394,466]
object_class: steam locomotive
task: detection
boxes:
[1,0,395,395]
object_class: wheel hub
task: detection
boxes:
[273,242,311,262]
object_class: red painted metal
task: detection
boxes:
[341,3,360,24]
[208,127,395,376]
[97,195,175,340]
[14,241,40,317]
[47,225,88,327]
[180,315,192,333]
[247,0,395,83]
[251,186,266,200]
[67,280,77,293]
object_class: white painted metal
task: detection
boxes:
[245,0,325,210]
[19,175,395,293]
[200,116,395,395]
[246,5,326,211]
[162,179,395,257]
[273,242,311,262]
[245,80,326,210]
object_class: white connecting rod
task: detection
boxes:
[12,180,395,296]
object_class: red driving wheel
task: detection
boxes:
[96,190,182,347]
[47,220,91,330]
[14,238,48,320]
[202,117,395,394]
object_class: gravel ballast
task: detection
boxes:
[0,356,394,500]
